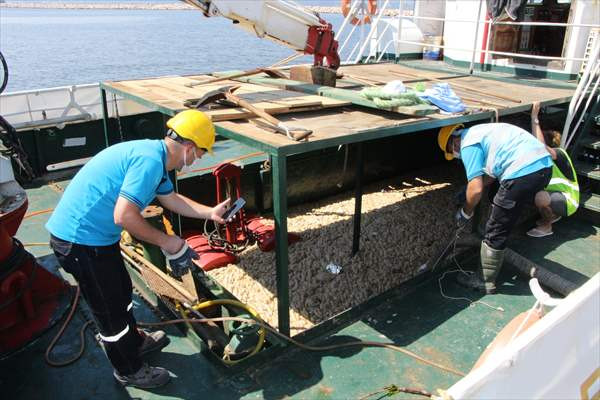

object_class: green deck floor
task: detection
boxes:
[3,176,599,399]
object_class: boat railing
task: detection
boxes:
[336,0,600,74]
[0,83,150,130]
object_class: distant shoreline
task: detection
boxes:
[1,2,334,12]
[0,2,402,15]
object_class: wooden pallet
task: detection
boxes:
[106,75,350,121]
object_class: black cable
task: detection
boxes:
[0,51,8,94]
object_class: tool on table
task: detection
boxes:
[187,85,313,141]
[185,67,286,88]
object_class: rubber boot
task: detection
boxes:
[480,241,505,293]
[457,241,505,294]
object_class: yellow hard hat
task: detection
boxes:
[438,124,464,161]
[166,110,215,154]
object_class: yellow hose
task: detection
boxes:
[192,299,266,365]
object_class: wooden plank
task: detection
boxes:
[106,75,352,121]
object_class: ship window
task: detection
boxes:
[489,0,571,69]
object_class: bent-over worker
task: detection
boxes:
[527,101,579,237]
[46,110,229,389]
[438,122,553,294]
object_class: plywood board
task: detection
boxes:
[336,63,575,110]
[104,75,350,122]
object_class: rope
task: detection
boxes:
[436,226,505,312]
[44,285,464,377]
[269,52,304,68]
[45,285,93,367]
[140,316,466,377]
[23,208,54,219]
[359,384,433,400]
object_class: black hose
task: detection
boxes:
[504,249,579,296]
[0,51,8,94]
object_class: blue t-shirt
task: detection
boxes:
[460,124,552,182]
[46,140,173,246]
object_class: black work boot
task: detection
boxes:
[113,363,171,389]
[456,241,505,294]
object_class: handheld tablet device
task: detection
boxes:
[222,197,246,222]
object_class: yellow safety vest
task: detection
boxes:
[545,148,579,216]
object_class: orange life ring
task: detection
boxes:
[341,0,377,26]
[367,0,377,15]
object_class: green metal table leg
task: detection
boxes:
[169,170,182,237]
[272,153,290,337]
[352,142,364,256]
[101,88,110,148]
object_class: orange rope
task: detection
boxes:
[24,208,54,219]
[177,151,266,177]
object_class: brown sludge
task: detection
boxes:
[208,165,464,336]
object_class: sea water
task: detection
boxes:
[0,2,347,92]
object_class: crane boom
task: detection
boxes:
[181,0,340,69]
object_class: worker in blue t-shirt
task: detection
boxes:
[438,122,552,294]
[46,110,229,389]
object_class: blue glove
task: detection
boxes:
[162,242,199,278]
[455,207,473,228]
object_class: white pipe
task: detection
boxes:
[565,69,600,149]
[346,40,362,63]
[377,39,395,62]
[561,38,600,147]
[396,0,405,59]
[392,38,590,61]
[469,0,484,75]
[335,0,360,41]
[0,83,99,97]
[339,20,360,55]
[12,114,93,131]
[483,18,493,66]
[400,14,600,28]
[353,0,391,64]
[365,23,391,63]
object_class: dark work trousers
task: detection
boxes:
[50,235,143,375]
[485,167,552,250]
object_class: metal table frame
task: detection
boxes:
[100,78,571,336]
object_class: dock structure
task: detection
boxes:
[100,61,577,337]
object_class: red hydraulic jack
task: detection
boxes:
[0,195,69,356]
[184,162,300,272]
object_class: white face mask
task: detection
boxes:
[179,147,197,172]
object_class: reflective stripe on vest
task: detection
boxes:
[461,127,548,179]
[127,302,133,312]
[545,148,579,216]
[99,324,130,343]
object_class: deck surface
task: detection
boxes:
[4,61,594,399]
[4,176,599,399]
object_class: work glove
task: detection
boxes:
[162,242,199,278]
[455,207,473,228]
